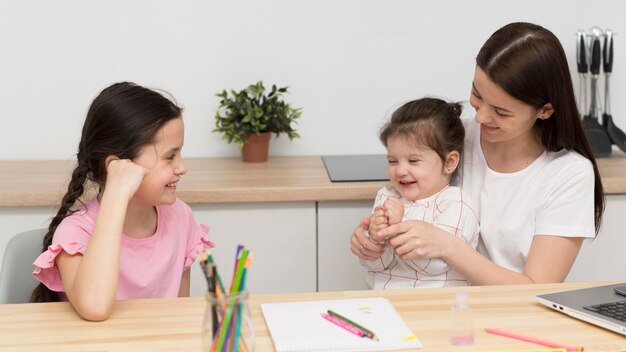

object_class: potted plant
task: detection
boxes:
[213,81,301,162]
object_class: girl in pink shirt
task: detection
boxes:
[31,82,214,321]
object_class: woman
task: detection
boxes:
[350,22,604,285]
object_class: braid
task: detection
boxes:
[30,161,90,303]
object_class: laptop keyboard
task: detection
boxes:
[584,300,626,321]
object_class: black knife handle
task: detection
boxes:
[577,31,588,73]
[604,30,614,73]
[591,36,601,75]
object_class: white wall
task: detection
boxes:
[1,0,625,160]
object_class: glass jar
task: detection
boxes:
[202,291,254,352]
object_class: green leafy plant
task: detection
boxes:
[213,81,302,148]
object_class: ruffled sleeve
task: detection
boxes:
[31,202,97,292]
[184,223,215,270]
[32,242,86,292]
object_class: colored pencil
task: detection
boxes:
[321,313,372,338]
[327,309,378,341]
[215,248,249,352]
[208,264,219,337]
[485,328,583,352]
[208,254,226,294]
[201,245,252,352]
[234,251,253,352]
[478,349,566,352]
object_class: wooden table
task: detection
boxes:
[0,282,624,351]
[1,153,626,207]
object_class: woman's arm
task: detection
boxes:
[379,221,584,285]
[178,269,191,297]
[445,232,583,285]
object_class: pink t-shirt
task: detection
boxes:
[32,198,214,300]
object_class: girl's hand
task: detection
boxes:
[369,206,388,234]
[104,158,149,200]
[378,220,454,260]
[350,218,385,260]
[382,197,404,225]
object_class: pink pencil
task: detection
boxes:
[485,328,583,352]
[321,313,374,339]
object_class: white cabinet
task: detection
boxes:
[317,201,370,292]
[189,202,316,296]
[567,195,626,282]
[0,195,624,299]
[0,202,317,298]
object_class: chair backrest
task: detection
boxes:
[0,228,47,304]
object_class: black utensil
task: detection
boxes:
[582,32,612,157]
[576,30,588,114]
[602,29,626,152]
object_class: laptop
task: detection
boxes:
[535,283,626,335]
[322,154,389,182]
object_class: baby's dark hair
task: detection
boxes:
[380,97,464,166]
[30,82,182,303]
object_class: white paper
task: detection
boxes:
[261,297,422,352]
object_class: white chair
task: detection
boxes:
[0,228,47,304]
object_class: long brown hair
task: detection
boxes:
[30,82,182,302]
[476,22,604,233]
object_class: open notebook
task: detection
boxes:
[261,297,422,352]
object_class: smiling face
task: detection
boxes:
[131,117,187,207]
[469,66,551,147]
[386,135,454,202]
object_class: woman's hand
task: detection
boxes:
[350,218,385,261]
[104,158,148,200]
[378,220,454,261]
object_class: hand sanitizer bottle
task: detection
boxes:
[450,291,474,345]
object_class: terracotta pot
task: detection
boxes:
[241,132,271,162]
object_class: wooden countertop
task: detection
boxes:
[0,282,624,351]
[1,153,625,208]
[596,151,626,195]
[0,156,388,207]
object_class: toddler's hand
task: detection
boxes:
[383,197,404,225]
[104,158,148,200]
[367,206,389,243]
[369,206,388,235]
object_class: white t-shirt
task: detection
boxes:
[360,185,480,289]
[454,119,596,273]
